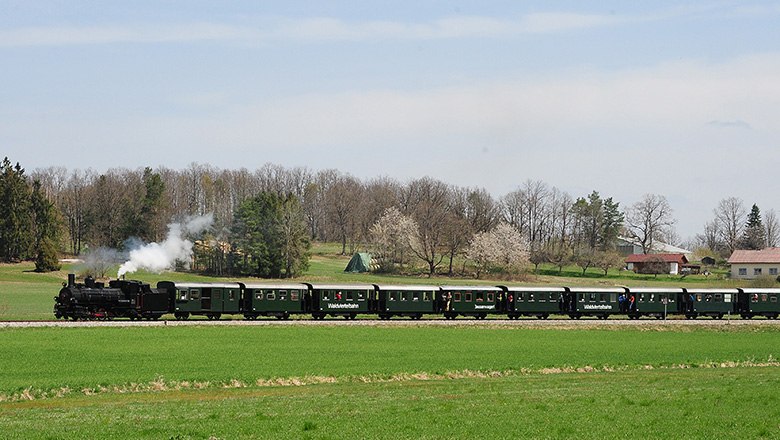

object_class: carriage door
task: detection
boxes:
[201,288,212,310]
[735,291,750,314]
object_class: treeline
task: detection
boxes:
[7,159,778,278]
[21,161,632,278]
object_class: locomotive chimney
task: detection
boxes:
[68,273,75,287]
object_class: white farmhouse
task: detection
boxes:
[727,248,780,279]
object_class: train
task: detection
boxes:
[54,274,780,321]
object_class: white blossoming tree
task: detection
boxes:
[467,223,530,278]
[369,207,420,273]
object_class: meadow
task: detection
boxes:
[0,325,778,438]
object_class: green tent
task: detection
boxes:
[344,253,372,273]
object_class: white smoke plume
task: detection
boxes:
[117,214,214,278]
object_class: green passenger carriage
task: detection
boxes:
[503,286,566,320]
[684,288,739,319]
[241,283,309,320]
[305,283,373,320]
[372,285,439,320]
[439,285,505,319]
[567,287,627,319]
[627,288,683,319]
[157,281,243,320]
[738,288,780,319]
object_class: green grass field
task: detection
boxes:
[0,325,778,438]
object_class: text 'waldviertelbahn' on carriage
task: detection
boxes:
[54,274,780,321]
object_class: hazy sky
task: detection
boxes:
[2,1,780,239]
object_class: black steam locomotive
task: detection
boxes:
[54,274,170,320]
[53,274,780,321]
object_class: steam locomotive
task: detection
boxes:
[54,274,780,321]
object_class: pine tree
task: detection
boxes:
[230,192,311,278]
[740,204,766,250]
[0,157,33,262]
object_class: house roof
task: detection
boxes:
[625,253,688,264]
[727,248,780,264]
[616,236,692,255]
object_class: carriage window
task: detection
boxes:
[551,292,559,301]
[611,293,617,302]
[279,290,287,301]
[390,292,397,301]
[291,291,299,301]
[358,291,365,300]
[529,293,535,302]
[724,294,731,303]
[228,290,236,301]
[267,292,276,300]
[179,290,188,301]
[487,293,494,302]
[401,292,408,301]
[696,294,702,301]
[638,294,645,302]
[761,294,768,302]
[714,294,722,302]
[771,296,778,303]
[659,294,667,303]
[454,293,461,302]
[476,292,484,302]
[423,292,430,302]
[255,291,263,300]
[190,290,200,300]
[600,293,607,302]
[413,292,420,302]
[579,294,585,301]
[347,292,354,301]
[323,291,330,300]
[590,293,597,301]
[464,293,472,302]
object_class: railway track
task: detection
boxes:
[3,318,780,328]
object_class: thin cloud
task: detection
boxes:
[707,120,753,129]
[0,12,633,48]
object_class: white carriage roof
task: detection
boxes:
[242,283,308,290]
[684,289,740,294]
[626,287,685,293]
[307,284,374,290]
[374,285,438,291]
[567,287,626,293]
[739,288,780,294]
[440,285,502,291]
[170,282,242,289]
[502,286,567,293]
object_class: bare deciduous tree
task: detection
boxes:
[401,177,452,275]
[713,197,747,256]
[765,209,780,247]
[625,194,676,254]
